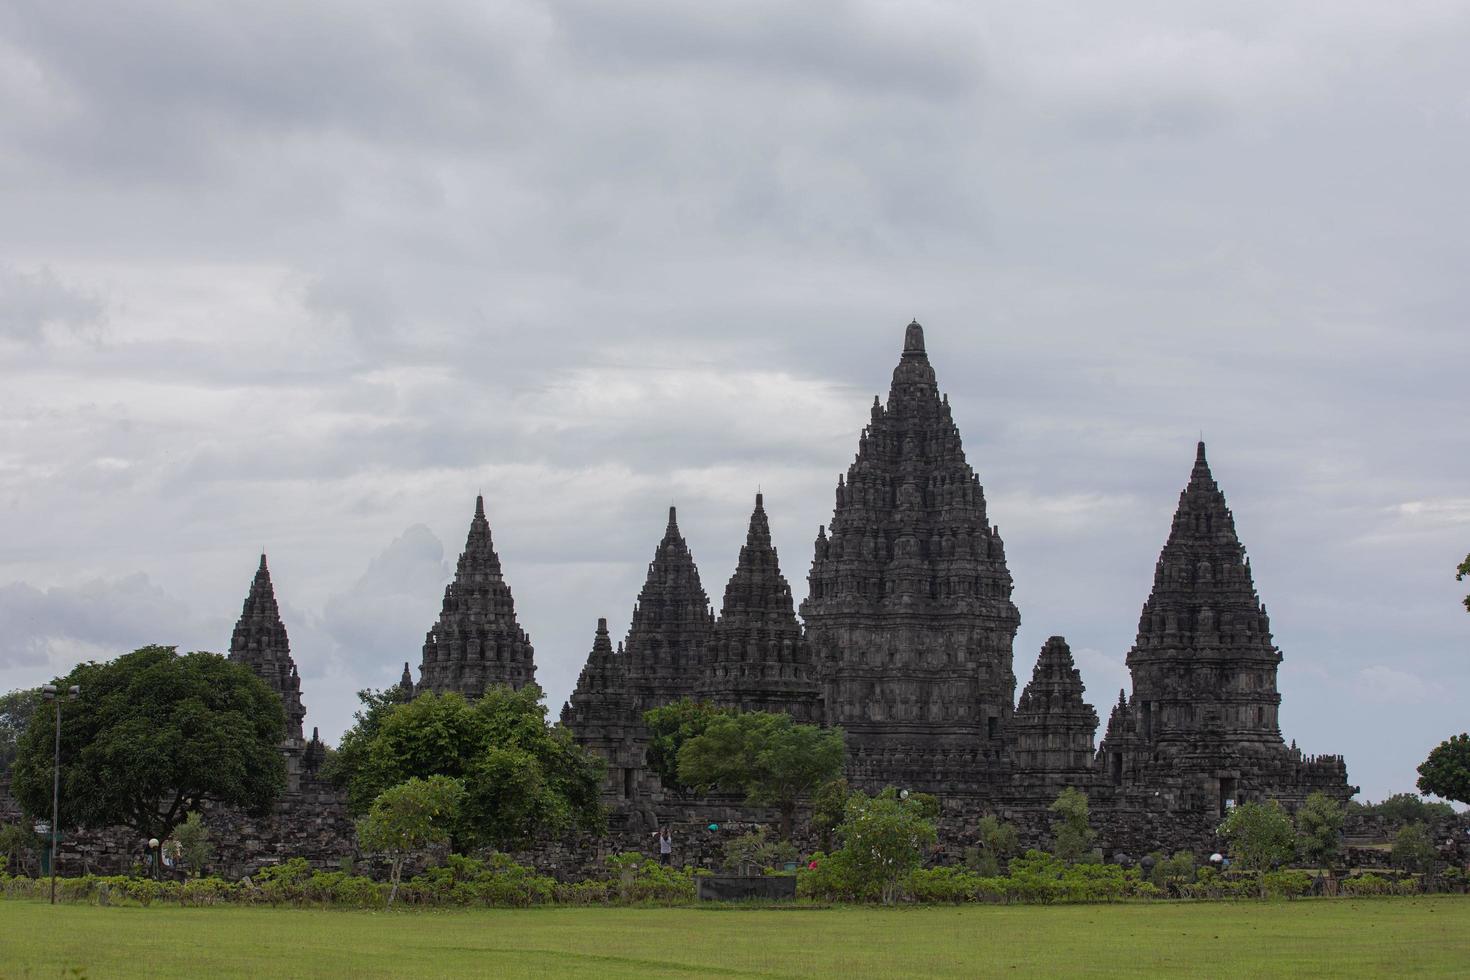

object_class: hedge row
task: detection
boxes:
[0,853,698,909]
[801,850,1442,904]
[1,854,1447,909]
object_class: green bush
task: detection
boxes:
[905,866,985,903]
[1343,873,1393,896]
[1262,870,1313,898]
[601,852,696,903]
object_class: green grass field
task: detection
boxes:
[2,897,1467,978]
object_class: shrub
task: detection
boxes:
[724,828,777,875]
[905,866,984,903]
[1343,873,1393,896]
[1262,870,1313,898]
[836,791,937,904]
[603,852,696,903]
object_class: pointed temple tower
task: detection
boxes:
[700,493,822,722]
[1104,443,1353,814]
[801,322,1021,795]
[564,507,715,809]
[417,496,537,698]
[561,617,643,804]
[229,554,308,789]
[1009,637,1098,800]
[622,506,716,709]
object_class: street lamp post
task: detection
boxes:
[41,683,80,905]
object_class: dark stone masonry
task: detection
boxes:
[3,320,1358,875]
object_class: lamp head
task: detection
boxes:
[41,684,57,701]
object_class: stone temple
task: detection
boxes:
[550,320,1355,838]
[1,320,1356,869]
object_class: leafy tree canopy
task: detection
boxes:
[1049,787,1097,863]
[10,646,285,842]
[1458,553,1470,613]
[330,685,604,851]
[969,814,1020,876]
[677,710,844,839]
[1220,800,1295,896]
[1390,821,1438,873]
[0,687,40,776]
[1295,791,1344,869]
[1416,733,1470,806]
[357,775,464,907]
[835,790,937,904]
[321,682,413,792]
[1357,792,1456,824]
[642,698,731,796]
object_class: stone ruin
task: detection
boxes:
[0,319,1358,873]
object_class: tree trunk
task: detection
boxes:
[388,855,402,908]
[779,803,794,842]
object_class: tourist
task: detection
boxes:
[653,826,672,865]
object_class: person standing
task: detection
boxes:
[655,826,672,865]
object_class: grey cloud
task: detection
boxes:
[0,265,103,342]
[0,3,1467,804]
[319,524,451,678]
[0,573,199,669]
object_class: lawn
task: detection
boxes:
[1,897,1466,978]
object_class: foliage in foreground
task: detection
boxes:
[677,711,845,840]
[328,686,605,851]
[3,853,1458,910]
[10,646,286,842]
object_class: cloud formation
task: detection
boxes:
[0,2,1467,802]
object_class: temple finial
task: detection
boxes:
[475,494,486,519]
[903,319,925,354]
[668,505,678,528]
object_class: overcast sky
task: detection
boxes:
[2,2,1466,804]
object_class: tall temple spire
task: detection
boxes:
[701,493,821,721]
[623,504,713,695]
[417,496,536,698]
[229,553,307,788]
[1119,441,1292,802]
[802,320,1020,795]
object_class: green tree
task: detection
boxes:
[331,686,604,850]
[1296,791,1345,870]
[1416,733,1470,806]
[1391,821,1437,873]
[1370,792,1456,824]
[1219,800,1296,897]
[836,791,937,904]
[969,814,1020,876]
[1458,553,1469,612]
[10,646,285,843]
[1048,788,1097,863]
[678,711,845,839]
[171,811,214,877]
[0,688,39,776]
[357,775,465,907]
[642,698,730,797]
[723,826,776,875]
[0,821,39,874]
[322,682,414,792]
[811,778,850,853]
